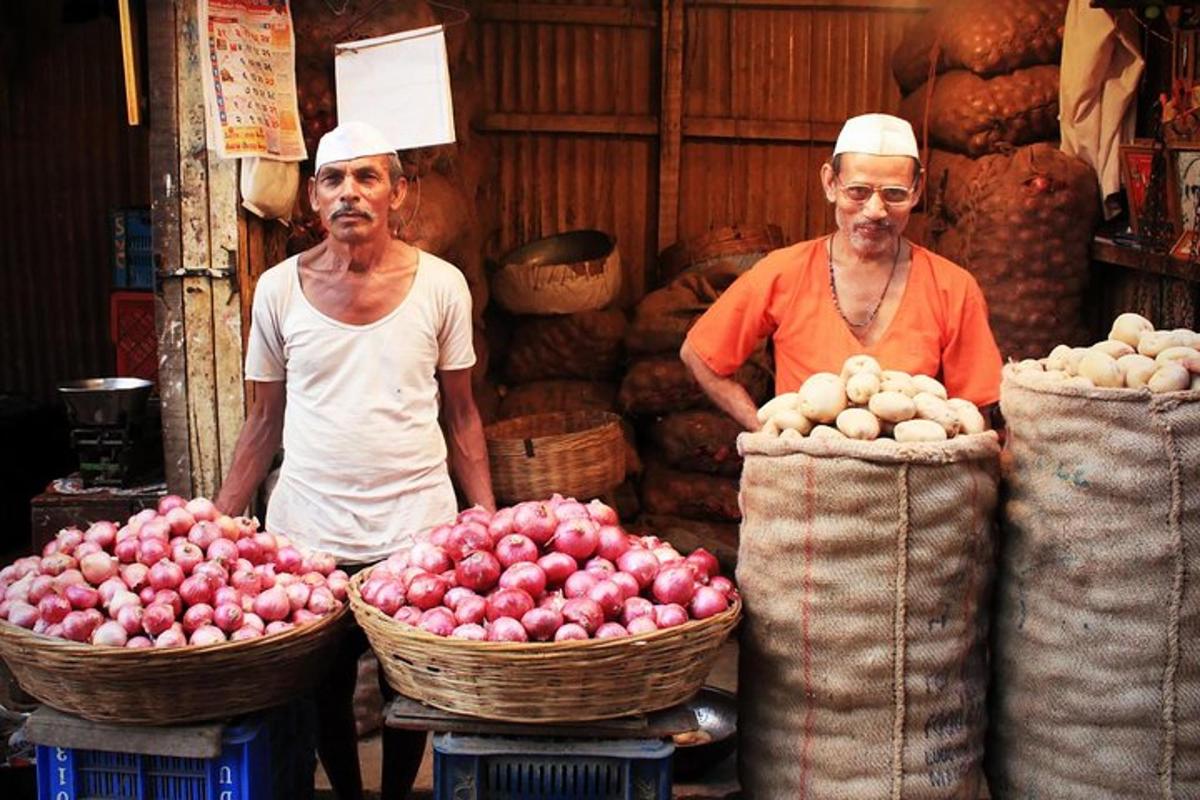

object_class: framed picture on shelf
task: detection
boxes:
[1166,142,1200,247]
[1119,140,1158,236]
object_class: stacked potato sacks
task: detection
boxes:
[893,0,1101,360]
[290,0,500,419]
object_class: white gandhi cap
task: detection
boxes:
[314,121,395,172]
[833,113,919,159]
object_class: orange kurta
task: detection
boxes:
[685,236,1003,407]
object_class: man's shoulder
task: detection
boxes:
[416,249,467,287]
[914,243,982,294]
[744,237,823,279]
[256,255,299,296]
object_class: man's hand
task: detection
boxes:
[214,381,286,516]
[438,368,496,512]
[679,340,763,431]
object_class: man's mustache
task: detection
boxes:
[331,206,375,221]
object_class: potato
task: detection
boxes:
[951,401,987,435]
[1045,344,1074,372]
[756,393,799,425]
[868,390,917,423]
[1076,350,1123,388]
[1063,348,1090,376]
[839,354,882,381]
[771,407,813,435]
[1155,346,1200,368]
[1171,328,1200,348]
[798,373,847,423]
[1185,354,1200,375]
[1090,339,1135,360]
[845,372,881,405]
[835,408,880,441]
[809,425,845,441]
[1192,375,1200,391]
[780,427,805,444]
[1062,375,1095,389]
[1118,354,1157,389]
[1109,312,1154,348]
[893,419,949,443]
[1148,362,1190,393]
[911,375,948,400]
[1138,330,1193,358]
[1023,369,1067,385]
[880,371,917,396]
[1012,359,1044,373]
[913,392,960,436]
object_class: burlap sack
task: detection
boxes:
[640,461,741,522]
[892,0,1068,94]
[625,271,740,356]
[619,352,773,416]
[899,66,1059,157]
[988,368,1200,799]
[647,410,744,476]
[736,431,1000,799]
[497,381,618,420]
[503,309,627,383]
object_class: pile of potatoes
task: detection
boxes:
[1010,313,1200,393]
[755,355,988,444]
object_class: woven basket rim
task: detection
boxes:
[485,410,624,443]
[0,600,349,661]
[348,569,740,653]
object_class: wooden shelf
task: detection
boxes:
[1091,237,1200,283]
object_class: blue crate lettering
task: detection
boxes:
[433,734,674,800]
[34,702,316,800]
[111,208,154,290]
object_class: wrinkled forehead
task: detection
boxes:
[314,153,394,180]
[836,153,919,185]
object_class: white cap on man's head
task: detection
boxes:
[314,121,395,172]
[833,113,919,159]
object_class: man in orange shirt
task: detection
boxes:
[681,113,1002,430]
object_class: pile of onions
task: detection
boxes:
[361,494,737,642]
[0,495,345,649]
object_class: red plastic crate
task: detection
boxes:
[110,291,157,384]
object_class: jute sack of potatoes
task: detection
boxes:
[737,429,1000,799]
[988,365,1200,799]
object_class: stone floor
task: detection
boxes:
[315,640,741,799]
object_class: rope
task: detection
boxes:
[891,463,911,800]
[1149,401,1185,799]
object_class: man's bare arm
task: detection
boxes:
[215,381,286,516]
[439,368,496,512]
[680,340,761,431]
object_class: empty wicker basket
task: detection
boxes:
[492,230,621,315]
[349,571,741,722]
[486,410,625,505]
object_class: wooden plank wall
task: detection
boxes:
[148,0,244,498]
[476,0,927,299]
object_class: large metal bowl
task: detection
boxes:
[492,230,622,315]
[499,229,615,269]
[672,685,738,780]
[57,378,154,427]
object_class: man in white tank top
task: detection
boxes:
[215,121,495,800]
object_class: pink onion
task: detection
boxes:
[308,587,337,616]
[596,525,631,562]
[189,625,226,646]
[494,534,539,569]
[39,553,77,577]
[392,607,422,625]
[265,620,295,635]
[652,566,696,606]
[537,552,577,586]
[138,517,171,543]
[231,627,262,641]
[206,537,239,566]
[137,538,169,566]
[157,494,186,515]
[626,616,659,636]
[64,582,99,614]
[552,518,599,561]
[148,560,185,592]
[116,604,145,635]
[127,635,154,648]
[428,525,452,547]
[487,507,517,542]
[285,582,311,612]
[7,601,38,629]
[291,609,320,626]
[654,603,688,629]
[91,620,128,647]
[114,538,140,564]
[84,521,118,549]
[254,586,291,622]
[42,539,61,558]
[539,591,567,613]
[454,595,487,626]
[520,607,562,641]
[621,596,655,627]
[584,557,616,578]
[709,575,736,597]
[409,542,452,575]
[214,515,239,540]
[609,572,640,600]
[458,505,493,527]
[447,522,492,561]
[154,628,187,648]
[213,586,241,608]
[451,623,487,640]
[554,623,589,642]
[617,549,659,589]
[142,603,176,636]
[499,563,547,598]
[685,548,720,582]
[138,586,157,605]
[308,552,337,576]
[443,586,477,611]
[561,597,604,634]
[153,589,182,617]
[230,568,262,596]
[554,500,589,521]
[487,617,529,642]
[455,551,501,593]
[241,612,265,632]
[595,622,628,639]
[587,580,625,620]
[373,581,408,616]
[185,496,219,522]
[193,561,229,591]
[53,569,86,592]
[73,542,103,560]
[274,546,304,574]
[56,527,85,553]
[563,571,599,600]
[37,594,71,624]
[586,499,619,526]
[512,501,558,546]
[418,607,456,637]
[187,521,219,550]
[108,590,141,617]
[120,563,150,592]
[62,610,99,642]
[97,577,126,605]
[485,588,534,623]
[164,507,196,536]
[182,603,214,634]
[28,575,56,605]
[235,537,263,565]
[690,586,730,620]
[235,516,260,538]
[80,553,118,585]
[407,573,449,610]
[326,571,349,601]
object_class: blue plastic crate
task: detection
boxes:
[111,208,154,290]
[433,734,674,800]
[35,702,316,800]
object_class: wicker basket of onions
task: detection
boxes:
[0,495,351,724]
[349,496,741,723]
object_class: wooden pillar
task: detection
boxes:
[656,0,684,254]
[148,0,245,498]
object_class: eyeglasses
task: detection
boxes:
[833,175,917,207]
